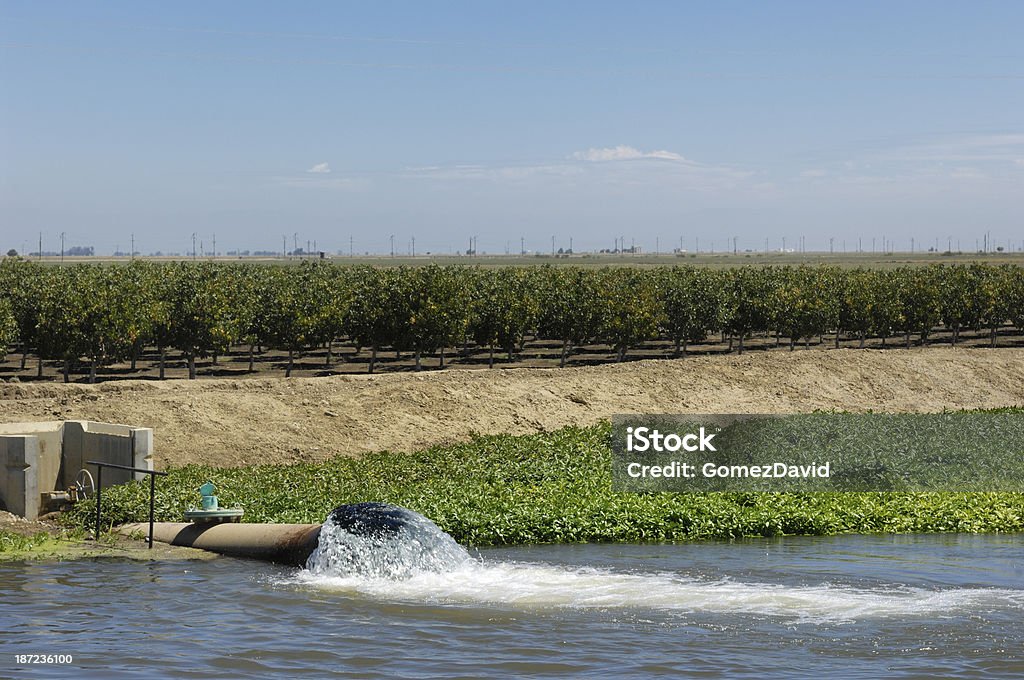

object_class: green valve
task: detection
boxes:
[185,481,244,523]
[199,481,219,511]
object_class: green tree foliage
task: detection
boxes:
[1005,266,1024,337]
[167,263,250,379]
[7,261,1024,380]
[259,263,349,377]
[345,267,409,373]
[0,258,44,371]
[939,264,989,346]
[594,268,662,361]
[868,269,903,346]
[772,266,841,350]
[396,265,473,370]
[470,268,540,367]
[835,269,875,348]
[36,266,90,382]
[657,267,722,356]
[721,267,775,353]
[537,267,604,366]
[0,297,15,360]
[894,266,942,347]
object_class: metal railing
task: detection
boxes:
[87,461,167,549]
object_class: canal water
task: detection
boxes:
[2,534,1022,678]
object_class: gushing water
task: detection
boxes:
[306,502,473,579]
[301,504,1024,623]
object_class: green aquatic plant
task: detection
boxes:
[65,421,1024,546]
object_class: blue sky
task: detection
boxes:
[2,1,1023,255]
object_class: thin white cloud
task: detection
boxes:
[870,133,1024,164]
[400,163,584,181]
[571,145,685,162]
[275,175,369,191]
[306,162,331,174]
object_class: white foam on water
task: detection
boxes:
[295,559,1024,623]
[296,505,1024,623]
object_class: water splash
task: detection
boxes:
[299,504,1024,623]
[306,502,473,580]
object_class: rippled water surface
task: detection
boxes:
[2,534,1023,678]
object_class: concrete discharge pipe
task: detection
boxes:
[118,522,321,566]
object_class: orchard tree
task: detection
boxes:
[658,267,722,356]
[772,266,840,350]
[304,262,350,367]
[978,265,1013,347]
[345,267,410,373]
[470,268,540,367]
[1004,265,1024,339]
[536,267,605,367]
[260,264,347,377]
[396,265,473,370]
[868,269,903,346]
[0,297,15,360]
[938,264,986,346]
[595,268,661,362]
[894,266,942,347]
[835,268,875,348]
[36,266,90,382]
[168,263,250,379]
[721,267,775,354]
[0,258,44,372]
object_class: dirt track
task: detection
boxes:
[2,348,1023,467]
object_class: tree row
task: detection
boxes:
[1,260,1022,381]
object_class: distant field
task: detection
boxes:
[24,250,1024,269]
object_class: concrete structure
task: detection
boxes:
[0,421,153,520]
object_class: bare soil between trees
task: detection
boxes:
[1,348,1022,468]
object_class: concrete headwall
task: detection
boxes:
[0,421,154,520]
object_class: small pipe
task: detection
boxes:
[118,522,322,567]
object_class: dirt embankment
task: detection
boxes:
[1,348,1023,467]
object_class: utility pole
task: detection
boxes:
[38,232,42,261]
[60,232,65,264]
[192,233,197,260]
[733,236,737,255]
[520,237,525,256]
[829,237,834,255]
[212,234,216,259]
[412,236,416,257]
[569,236,573,254]
[131,233,135,261]
[551,235,555,256]
[282,235,286,258]
[349,235,354,257]
[293,233,298,257]
[390,234,395,258]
